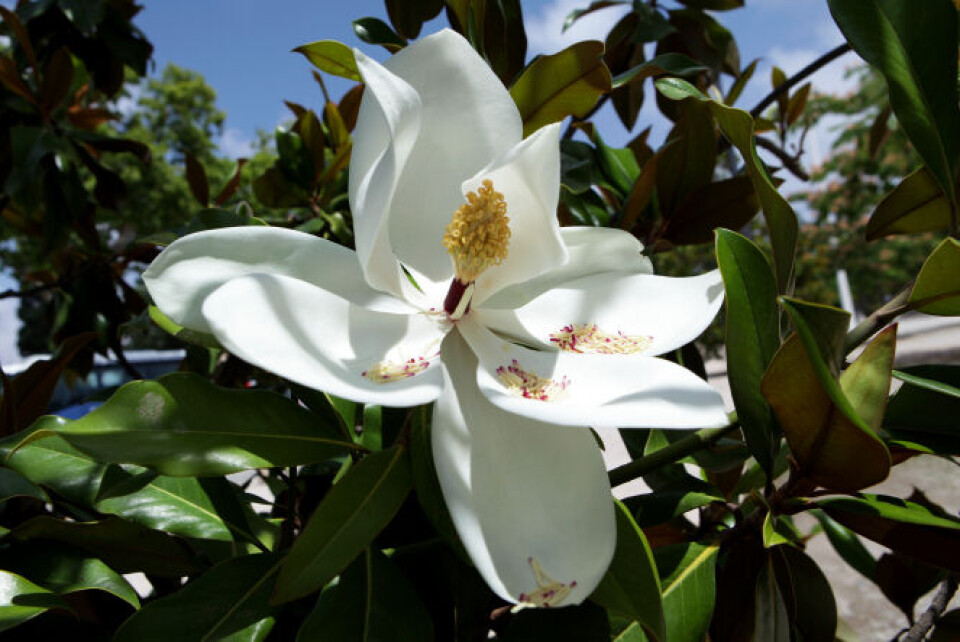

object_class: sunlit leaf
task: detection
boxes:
[866,166,953,239]
[293,40,361,81]
[908,238,960,315]
[656,542,718,642]
[510,41,611,137]
[273,446,412,603]
[0,570,71,634]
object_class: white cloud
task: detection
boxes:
[524,0,629,56]
[217,127,255,159]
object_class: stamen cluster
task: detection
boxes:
[550,323,652,354]
[442,179,510,284]
[496,359,569,401]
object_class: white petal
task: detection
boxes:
[381,30,524,282]
[477,270,724,356]
[432,330,615,605]
[468,123,568,307]
[459,319,729,429]
[350,48,422,299]
[143,227,413,335]
[480,226,654,310]
[201,274,447,406]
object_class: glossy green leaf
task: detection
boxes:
[771,546,837,642]
[762,514,794,548]
[813,510,877,581]
[115,553,280,642]
[866,166,953,239]
[624,476,722,528]
[655,542,718,642]
[353,17,406,51]
[560,140,601,194]
[0,570,71,634]
[1,416,106,505]
[7,516,206,577]
[57,373,357,477]
[293,40,360,81]
[510,41,612,137]
[612,53,709,89]
[828,0,959,205]
[0,541,139,609]
[0,467,48,503]
[716,229,780,477]
[591,501,665,641]
[95,473,256,543]
[818,493,960,573]
[908,238,960,315]
[273,446,412,603]
[893,366,960,399]
[655,100,716,216]
[655,77,798,292]
[297,549,433,642]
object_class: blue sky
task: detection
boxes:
[0,0,862,365]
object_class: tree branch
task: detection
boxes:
[843,281,913,357]
[901,575,958,642]
[0,281,62,300]
[754,136,810,181]
[749,43,852,119]
[608,416,740,488]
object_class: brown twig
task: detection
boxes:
[0,280,62,300]
[749,43,852,119]
[900,575,959,642]
[754,136,810,181]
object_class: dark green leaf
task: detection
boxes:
[591,501,665,641]
[297,549,433,642]
[56,373,357,476]
[353,17,406,51]
[560,140,601,194]
[812,510,877,581]
[563,1,626,32]
[655,542,718,642]
[115,554,280,641]
[771,546,836,642]
[676,0,743,10]
[385,0,443,40]
[7,516,206,577]
[510,41,612,137]
[886,365,960,437]
[293,40,361,81]
[505,599,610,640]
[818,494,960,573]
[754,560,790,642]
[613,53,708,88]
[0,468,48,503]
[0,570,71,634]
[715,229,779,477]
[624,477,722,528]
[828,0,960,204]
[273,446,412,603]
[0,541,139,609]
[655,77,798,292]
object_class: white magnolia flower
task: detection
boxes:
[143,30,727,608]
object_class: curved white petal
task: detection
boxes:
[468,123,568,307]
[476,270,724,356]
[432,330,615,605]
[201,274,447,406]
[480,226,654,310]
[143,227,414,335]
[350,49,422,300]
[380,29,524,282]
[459,319,728,429]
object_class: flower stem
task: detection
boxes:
[608,416,740,488]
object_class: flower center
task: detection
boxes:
[550,324,653,354]
[496,359,569,401]
[515,558,576,609]
[442,179,510,319]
